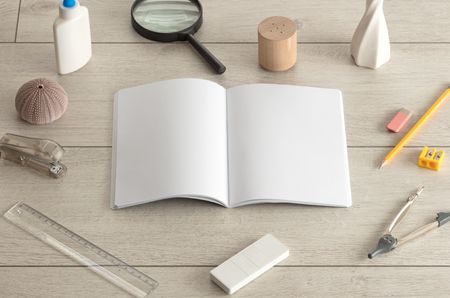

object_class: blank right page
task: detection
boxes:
[226,84,351,208]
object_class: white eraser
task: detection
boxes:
[210,234,289,295]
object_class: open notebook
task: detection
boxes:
[111,79,351,209]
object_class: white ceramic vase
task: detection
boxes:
[351,0,390,69]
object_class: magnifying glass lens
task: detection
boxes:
[131,0,226,74]
[132,0,201,33]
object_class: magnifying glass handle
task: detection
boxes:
[186,34,226,74]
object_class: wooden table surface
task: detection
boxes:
[1,1,450,297]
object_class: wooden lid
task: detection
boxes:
[258,16,297,41]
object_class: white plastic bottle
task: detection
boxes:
[53,0,92,75]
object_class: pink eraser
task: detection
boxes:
[387,108,412,133]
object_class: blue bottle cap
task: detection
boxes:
[63,0,77,8]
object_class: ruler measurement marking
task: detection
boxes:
[4,202,158,297]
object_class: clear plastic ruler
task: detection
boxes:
[4,202,158,297]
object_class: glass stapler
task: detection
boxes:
[369,186,450,258]
[0,133,67,178]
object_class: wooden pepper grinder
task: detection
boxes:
[258,16,297,71]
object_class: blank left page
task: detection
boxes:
[111,79,228,208]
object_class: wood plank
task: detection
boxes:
[4,2,450,297]
[0,0,20,42]
[1,266,450,297]
[17,0,450,43]
[1,147,450,266]
[0,43,449,147]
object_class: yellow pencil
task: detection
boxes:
[380,86,450,169]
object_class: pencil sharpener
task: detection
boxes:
[418,146,445,171]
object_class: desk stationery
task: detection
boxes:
[1,0,450,297]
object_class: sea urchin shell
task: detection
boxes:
[15,78,68,125]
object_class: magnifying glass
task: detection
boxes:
[131,0,226,74]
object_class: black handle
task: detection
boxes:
[186,34,226,74]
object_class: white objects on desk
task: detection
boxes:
[53,0,92,75]
[111,79,352,209]
[210,234,289,295]
[351,0,390,69]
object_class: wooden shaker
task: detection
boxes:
[258,16,297,71]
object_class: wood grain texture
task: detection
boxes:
[16,0,450,43]
[0,43,449,147]
[0,0,20,42]
[2,266,450,298]
[258,16,298,71]
[1,147,450,266]
[3,1,450,297]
